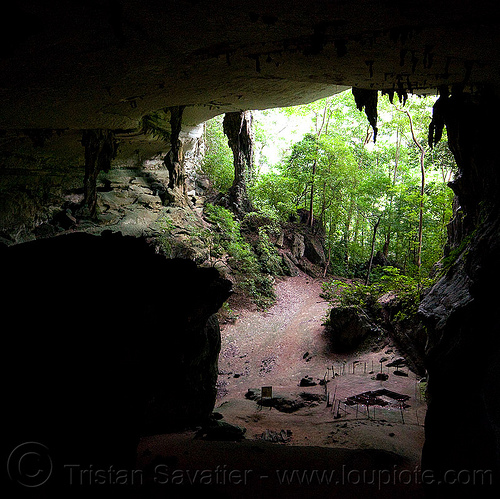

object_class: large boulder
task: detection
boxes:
[304,233,326,265]
[376,292,427,376]
[282,253,300,276]
[291,233,305,259]
[328,305,381,351]
[2,231,232,496]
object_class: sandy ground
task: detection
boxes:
[215,273,426,464]
[137,272,427,498]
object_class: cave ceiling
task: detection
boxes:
[1,0,499,137]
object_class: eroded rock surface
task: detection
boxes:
[328,305,381,351]
[1,3,500,497]
[420,91,500,498]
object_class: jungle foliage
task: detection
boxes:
[200,89,456,310]
[203,203,284,309]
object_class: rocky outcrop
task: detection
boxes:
[280,220,327,277]
[164,106,188,206]
[282,253,300,276]
[419,215,500,498]
[328,305,381,351]
[292,233,306,259]
[326,288,427,374]
[2,231,231,496]
[195,420,246,441]
[304,233,326,265]
[245,387,325,413]
[377,293,427,377]
[142,313,224,434]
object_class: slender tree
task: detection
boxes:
[307,100,331,226]
[398,107,426,271]
[365,215,382,284]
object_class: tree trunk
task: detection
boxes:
[365,216,381,285]
[398,108,425,271]
[223,111,254,217]
[412,120,426,270]
[80,129,117,218]
[383,129,401,257]
[307,101,331,227]
[417,160,425,269]
[323,244,332,277]
[308,160,316,226]
[382,233,390,257]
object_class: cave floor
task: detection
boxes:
[215,273,426,463]
[137,273,426,498]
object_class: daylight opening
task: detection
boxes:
[4,3,499,497]
[192,88,452,468]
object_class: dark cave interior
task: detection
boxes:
[1,2,500,498]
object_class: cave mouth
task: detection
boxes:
[1,89,456,498]
[199,89,449,464]
[3,85,498,499]
[2,1,500,494]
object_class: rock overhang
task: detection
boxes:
[1,0,499,134]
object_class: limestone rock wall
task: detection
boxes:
[420,91,500,498]
[0,126,207,245]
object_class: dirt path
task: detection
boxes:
[215,272,427,466]
[217,274,331,397]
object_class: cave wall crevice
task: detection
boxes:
[80,129,118,218]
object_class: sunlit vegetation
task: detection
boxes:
[202,90,455,281]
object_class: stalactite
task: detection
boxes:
[351,87,378,142]
[428,85,450,148]
[222,111,254,216]
[164,105,186,191]
[396,77,408,106]
[382,89,395,104]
